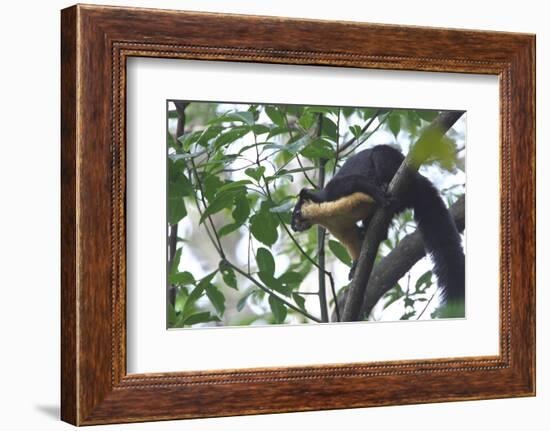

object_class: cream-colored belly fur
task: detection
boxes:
[301,192,376,260]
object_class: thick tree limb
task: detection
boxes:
[341,111,465,322]
[331,196,464,321]
[361,195,464,317]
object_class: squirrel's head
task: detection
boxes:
[291,189,314,232]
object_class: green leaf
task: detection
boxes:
[262,143,285,151]
[266,126,289,140]
[218,194,250,238]
[388,112,401,138]
[236,289,255,312]
[169,271,195,285]
[169,151,205,161]
[361,108,377,119]
[411,128,457,171]
[250,209,279,246]
[182,272,216,316]
[321,117,338,142]
[183,312,221,325]
[168,196,187,225]
[278,211,292,225]
[349,124,363,138]
[199,190,240,224]
[264,174,293,184]
[215,126,250,148]
[404,297,415,308]
[279,271,303,285]
[285,134,311,154]
[328,240,352,267]
[258,271,284,294]
[308,106,338,115]
[298,110,316,129]
[219,261,237,290]
[406,111,421,134]
[232,194,250,224]
[251,124,270,135]
[167,303,179,326]
[342,107,354,118]
[416,110,439,122]
[301,138,334,160]
[177,131,201,150]
[203,175,224,201]
[226,111,254,126]
[383,284,405,310]
[209,111,255,126]
[279,271,304,294]
[265,106,286,127]
[244,166,266,181]
[269,201,294,213]
[174,289,188,314]
[216,179,252,195]
[184,285,205,315]
[205,284,225,316]
[400,311,416,320]
[196,125,224,147]
[269,295,287,323]
[292,293,306,311]
[277,166,317,175]
[198,271,217,287]
[167,132,178,150]
[255,247,284,293]
[171,173,193,198]
[167,159,190,225]
[170,248,182,276]
[256,247,275,276]
[218,223,240,237]
[415,270,433,292]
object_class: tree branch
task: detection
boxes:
[227,261,322,323]
[341,110,465,322]
[332,195,464,321]
[315,114,330,322]
[168,102,189,305]
[337,109,381,155]
[361,195,464,318]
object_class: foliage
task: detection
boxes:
[167,102,466,328]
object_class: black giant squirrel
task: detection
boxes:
[291,144,465,305]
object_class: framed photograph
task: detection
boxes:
[61,4,535,425]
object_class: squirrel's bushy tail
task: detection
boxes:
[412,175,465,303]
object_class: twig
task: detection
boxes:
[314,115,330,322]
[336,109,381,155]
[189,159,225,258]
[188,178,222,256]
[168,102,188,305]
[296,155,317,188]
[225,262,321,322]
[417,290,437,320]
[332,108,341,176]
[283,108,317,188]
[339,112,391,159]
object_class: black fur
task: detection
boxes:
[292,144,465,304]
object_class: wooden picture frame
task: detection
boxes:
[61,4,535,425]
